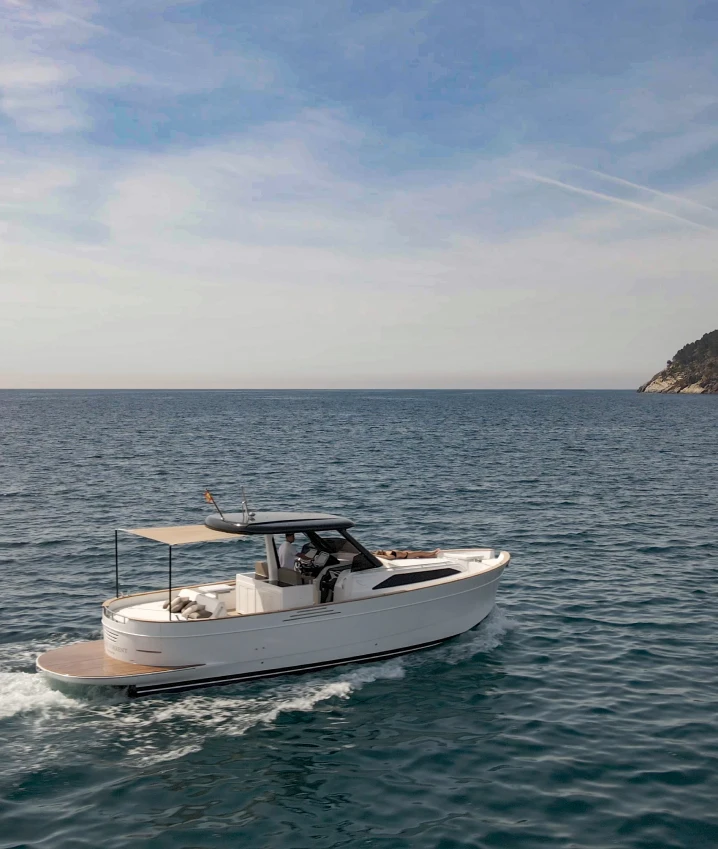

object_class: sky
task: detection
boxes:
[1,0,717,389]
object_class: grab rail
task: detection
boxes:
[103,607,127,624]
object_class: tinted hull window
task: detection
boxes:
[373,568,459,590]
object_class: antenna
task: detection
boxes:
[241,486,255,523]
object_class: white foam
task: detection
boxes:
[340,657,407,685]
[394,607,516,672]
[0,642,58,671]
[127,743,203,766]
[147,656,407,742]
[259,660,406,727]
[435,606,516,665]
[0,637,90,673]
[0,672,80,720]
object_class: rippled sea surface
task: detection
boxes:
[1,390,717,849]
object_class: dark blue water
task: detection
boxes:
[1,390,717,849]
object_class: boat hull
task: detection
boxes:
[130,635,458,696]
[38,563,505,696]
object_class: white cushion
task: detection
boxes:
[197,584,233,594]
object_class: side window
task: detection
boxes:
[373,568,459,590]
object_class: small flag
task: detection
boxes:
[203,489,225,518]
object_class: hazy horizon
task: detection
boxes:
[0,386,646,391]
[0,376,665,391]
[2,1,717,389]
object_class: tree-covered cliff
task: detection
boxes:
[638,330,718,394]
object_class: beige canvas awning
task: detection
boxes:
[121,525,245,546]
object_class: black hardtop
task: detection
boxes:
[205,511,355,535]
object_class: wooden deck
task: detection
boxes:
[37,641,196,679]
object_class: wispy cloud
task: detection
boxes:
[0,0,120,133]
[567,166,718,215]
[0,0,274,134]
[0,58,88,132]
[512,171,718,233]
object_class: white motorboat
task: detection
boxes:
[37,504,510,697]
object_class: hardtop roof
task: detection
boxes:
[205,511,354,535]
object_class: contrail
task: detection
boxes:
[513,170,717,232]
[567,166,718,215]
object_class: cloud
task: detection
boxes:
[617,125,718,176]
[1,103,718,388]
[607,56,718,143]
[566,166,718,215]
[512,171,718,233]
[0,1,112,132]
[0,61,87,132]
[0,159,76,203]
[0,0,275,134]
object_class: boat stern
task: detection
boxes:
[36,640,201,690]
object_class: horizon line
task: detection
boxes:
[0,386,644,392]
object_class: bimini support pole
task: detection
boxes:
[168,545,173,621]
[115,530,119,598]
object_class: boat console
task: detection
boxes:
[236,573,314,613]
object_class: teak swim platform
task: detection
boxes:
[37,640,199,679]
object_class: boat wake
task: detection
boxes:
[0,671,80,720]
[128,659,409,765]
[0,654,409,769]
[0,610,514,769]
[435,605,516,665]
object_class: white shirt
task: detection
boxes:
[278,540,298,570]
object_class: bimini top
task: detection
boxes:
[120,525,245,546]
[205,511,354,535]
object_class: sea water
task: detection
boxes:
[0,390,717,849]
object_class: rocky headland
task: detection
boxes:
[638,330,718,394]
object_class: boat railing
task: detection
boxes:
[103,607,128,624]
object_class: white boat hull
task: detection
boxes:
[40,563,506,697]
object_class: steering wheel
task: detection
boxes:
[294,547,318,575]
[295,548,334,577]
